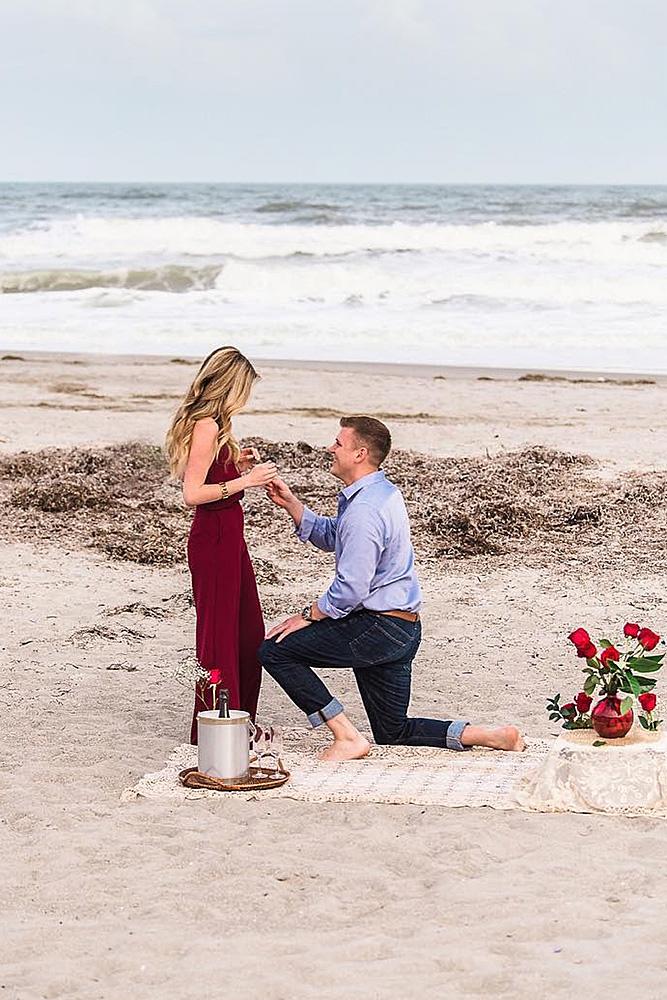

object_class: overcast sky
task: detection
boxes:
[1,0,666,183]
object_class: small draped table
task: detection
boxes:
[514,727,667,818]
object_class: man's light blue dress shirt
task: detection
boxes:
[297,470,423,619]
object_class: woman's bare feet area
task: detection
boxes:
[318,734,371,762]
[461,724,525,752]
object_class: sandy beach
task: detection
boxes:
[2,350,667,1000]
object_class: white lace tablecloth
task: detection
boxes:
[514,728,667,817]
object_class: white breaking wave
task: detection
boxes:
[212,254,667,309]
[2,215,667,266]
[2,216,667,314]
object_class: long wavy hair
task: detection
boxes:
[165,346,259,478]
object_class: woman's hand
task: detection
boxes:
[244,461,278,488]
[237,446,260,474]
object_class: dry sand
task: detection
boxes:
[2,351,667,1000]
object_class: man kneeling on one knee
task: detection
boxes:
[261,415,524,761]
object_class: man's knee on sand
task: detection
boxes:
[366,715,408,746]
[259,636,286,674]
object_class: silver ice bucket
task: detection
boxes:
[197,710,255,781]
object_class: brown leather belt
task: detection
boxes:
[377,609,420,623]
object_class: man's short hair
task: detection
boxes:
[340,415,391,467]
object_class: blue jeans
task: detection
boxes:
[259,611,469,751]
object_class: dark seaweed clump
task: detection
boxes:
[1,438,666,573]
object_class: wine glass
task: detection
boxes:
[254,725,271,778]
[260,726,283,777]
[267,727,283,776]
[248,720,257,764]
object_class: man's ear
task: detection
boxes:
[355,446,368,463]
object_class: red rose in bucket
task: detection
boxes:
[173,656,228,717]
[549,622,664,740]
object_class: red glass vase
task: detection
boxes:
[591,696,634,739]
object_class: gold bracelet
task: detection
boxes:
[219,481,230,501]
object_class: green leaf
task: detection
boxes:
[627,659,663,673]
[549,714,562,722]
[635,676,657,689]
[583,675,598,696]
[563,721,576,730]
[586,657,599,667]
[598,639,613,649]
[639,716,649,730]
[593,740,607,747]
[620,696,634,715]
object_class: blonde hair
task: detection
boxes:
[165,346,258,478]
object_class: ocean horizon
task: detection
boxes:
[1,181,666,372]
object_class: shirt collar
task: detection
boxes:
[340,470,386,501]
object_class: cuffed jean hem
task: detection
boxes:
[307,697,344,729]
[445,719,471,751]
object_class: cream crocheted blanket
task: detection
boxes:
[121,727,667,818]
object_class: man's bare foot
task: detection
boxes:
[461,724,525,752]
[318,734,371,762]
[321,711,371,761]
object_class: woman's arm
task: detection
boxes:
[182,419,276,507]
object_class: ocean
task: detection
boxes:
[1,182,666,371]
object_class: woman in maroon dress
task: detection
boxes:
[165,346,277,743]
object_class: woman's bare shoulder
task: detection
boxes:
[192,417,219,440]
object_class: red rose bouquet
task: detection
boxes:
[547,622,664,738]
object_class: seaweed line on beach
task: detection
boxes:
[0,438,666,576]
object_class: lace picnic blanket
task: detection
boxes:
[122,728,550,810]
[121,727,667,817]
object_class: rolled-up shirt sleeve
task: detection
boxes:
[296,506,338,552]
[317,502,384,619]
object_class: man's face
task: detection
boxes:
[328,426,364,483]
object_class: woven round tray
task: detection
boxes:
[178,764,290,792]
